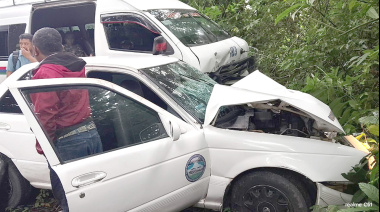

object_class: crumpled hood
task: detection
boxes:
[205,71,345,133]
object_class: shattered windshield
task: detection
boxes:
[141,62,216,123]
[149,9,230,47]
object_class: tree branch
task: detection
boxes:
[340,19,380,36]
[311,6,338,27]
[309,17,346,33]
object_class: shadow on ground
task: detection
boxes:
[4,189,215,212]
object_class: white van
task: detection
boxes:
[0,0,253,84]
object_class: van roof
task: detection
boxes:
[0,0,195,10]
[121,0,195,11]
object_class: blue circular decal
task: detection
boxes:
[185,154,206,182]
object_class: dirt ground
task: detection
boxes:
[4,189,214,212]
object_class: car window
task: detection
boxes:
[87,71,183,120]
[21,85,168,163]
[0,91,22,114]
[150,10,230,47]
[141,61,216,123]
[101,14,161,52]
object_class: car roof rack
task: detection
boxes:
[0,0,78,8]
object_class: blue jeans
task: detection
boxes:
[55,128,103,162]
[51,129,103,212]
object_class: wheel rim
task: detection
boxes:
[242,185,292,212]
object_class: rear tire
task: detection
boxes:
[0,159,32,208]
[230,171,310,212]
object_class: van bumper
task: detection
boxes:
[210,56,255,83]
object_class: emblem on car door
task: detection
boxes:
[230,46,238,58]
[185,155,206,182]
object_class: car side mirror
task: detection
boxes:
[169,120,181,141]
[152,36,167,55]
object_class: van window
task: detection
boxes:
[101,14,161,52]
[150,10,230,47]
[31,2,96,56]
[0,24,26,61]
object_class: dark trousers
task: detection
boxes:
[49,165,69,212]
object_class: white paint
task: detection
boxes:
[205,71,344,133]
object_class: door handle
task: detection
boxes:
[0,123,11,131]
[72,172,107,188]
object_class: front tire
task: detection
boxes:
[230,171,310,212]
[0,158,32,208]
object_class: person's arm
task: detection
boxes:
[6,54,15,77]
[31,68,60,141]
[31,91,59,141]
[6,71,13,77]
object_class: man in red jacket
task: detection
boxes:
[31,27,103,212]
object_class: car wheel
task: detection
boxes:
[1,159,32,208]
[230,171,310,212]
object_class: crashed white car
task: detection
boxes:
[1,55,365,211]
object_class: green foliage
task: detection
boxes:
[182,0,379,134]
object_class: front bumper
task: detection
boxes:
[316,183,353,207]
[210,56,255,83]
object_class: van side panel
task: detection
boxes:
[0,5,31,84]
[0,5,31,28]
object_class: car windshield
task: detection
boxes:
[141,62,216,123]
[149,9,230,47]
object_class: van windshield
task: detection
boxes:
[140,61,216,123]
[150,10,230,47]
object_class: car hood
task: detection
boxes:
[204,71,345,133]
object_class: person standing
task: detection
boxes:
[31,27,103,212]
[6,33,37,77]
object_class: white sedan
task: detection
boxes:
[0,55,365,211]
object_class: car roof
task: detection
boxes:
[1,54,179,86]
[83,55,179,70]
[121,0,195,11]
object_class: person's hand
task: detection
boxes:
[21,48,37,62]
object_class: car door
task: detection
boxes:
[9,78,210,212]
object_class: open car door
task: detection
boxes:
[9,78,210,212]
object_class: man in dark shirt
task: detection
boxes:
[31,27,103,212]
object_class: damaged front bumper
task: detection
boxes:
[210,56,255,83]
[316,183,353,207]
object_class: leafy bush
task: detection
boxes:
[182,0,379,134]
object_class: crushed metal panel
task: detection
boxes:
[205,71,344,133]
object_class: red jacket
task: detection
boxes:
[32,53,90,154]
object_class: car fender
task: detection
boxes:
[205,126,366,182]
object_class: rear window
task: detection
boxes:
[150,10,230,47]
